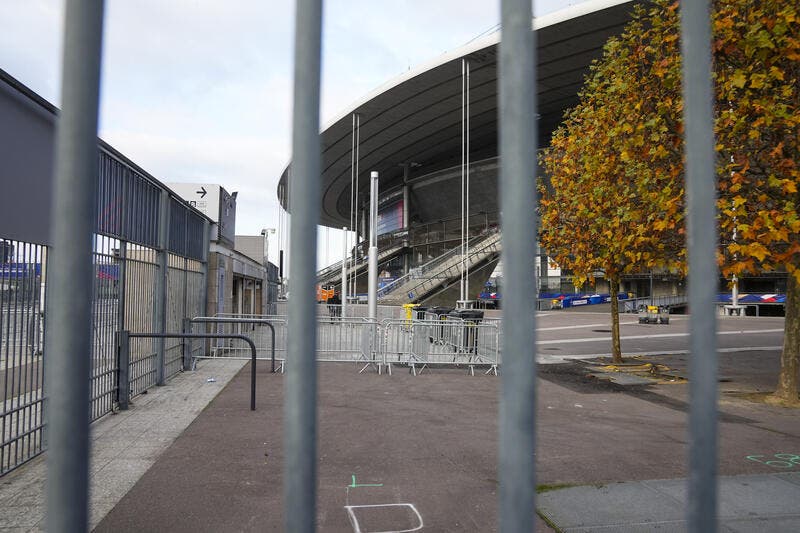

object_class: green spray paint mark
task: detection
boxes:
[349,474,383,488]
[746,453,800,469]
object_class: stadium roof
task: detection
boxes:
[278,0,637,228]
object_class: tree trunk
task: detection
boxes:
[774,273,799,405]
[610,277,623,364]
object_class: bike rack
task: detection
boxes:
[118,331,259,411]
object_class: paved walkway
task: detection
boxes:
[538,472,800,532]
[0,314,796,531]
[0,358,246,532]
[92,354,798,532]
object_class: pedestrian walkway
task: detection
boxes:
[538,472,800,532]
[0,358,246,532]
[0,313,795,531]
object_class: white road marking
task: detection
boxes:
[537,322,639,332]
[345,503,423,533]
[537,328,784,345]
[537,345,784,363]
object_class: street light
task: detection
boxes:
[261,228,277,309]
[261,228,276,266]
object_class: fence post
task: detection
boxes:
[182,318,193,371]
[679,1,719,531]
[43,2,105,531]
[117,330,130,410]
[117,239,127,339]
[154,189,170,385]
[200,218,210,316]
[285,0,323,529]
[498,0,538,531]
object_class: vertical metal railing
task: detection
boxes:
[44,1,105,531]
[680,1,719,531]
[284,0,322,531]
[0,239,45,475]
[498,0,537,531]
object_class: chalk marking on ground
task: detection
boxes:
[349,474,384,488]
[344,503,423,533]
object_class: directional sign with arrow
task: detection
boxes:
[167,183,221,222]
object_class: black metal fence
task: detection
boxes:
[0,146,209,475]
[0,239,45,476]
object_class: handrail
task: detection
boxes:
[623,294,689,312]
[119,331,259,411]
[317,243,404,284]
[378,229,501,298]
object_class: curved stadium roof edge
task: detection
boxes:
[278,0,637,229]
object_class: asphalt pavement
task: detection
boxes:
[1,312,797,531]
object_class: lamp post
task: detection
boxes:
[261,228,276,267]
[261,228,276,310]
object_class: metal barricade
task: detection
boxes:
[321,303,404,321]
[316,317,378,369]
[379,319,500,375]
[197,315,380,373]
[193,316,287,367]
[195,313,503,377]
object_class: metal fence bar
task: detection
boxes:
[285,0,322,530]
[679,1,719,531]
[44,1,105,531]
[498,0,537,531]
[117,330,130,410]
[124,332,258,410]
[154,190,170,385]
[0,239,46,476]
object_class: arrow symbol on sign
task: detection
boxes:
[197,186,207,198]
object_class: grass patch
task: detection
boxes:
[536,482,580,494]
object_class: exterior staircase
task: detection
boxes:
[378,229,502,305]
[316,244,404,286]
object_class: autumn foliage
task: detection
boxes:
[540,0,799,398]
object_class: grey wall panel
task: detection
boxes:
[0,74,56,245]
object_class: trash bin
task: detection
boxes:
[427,306,454,342]
[647,305,659,324]
[658,306,670,324]
[638,304,649,324]
[448,309,485,353]
[413,305,429,320]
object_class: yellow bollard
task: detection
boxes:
[403,303,419,324]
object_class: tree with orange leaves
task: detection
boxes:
[541,0,799,402]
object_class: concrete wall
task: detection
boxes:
[234,236,264,264]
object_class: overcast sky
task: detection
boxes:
[0,0,584,267]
